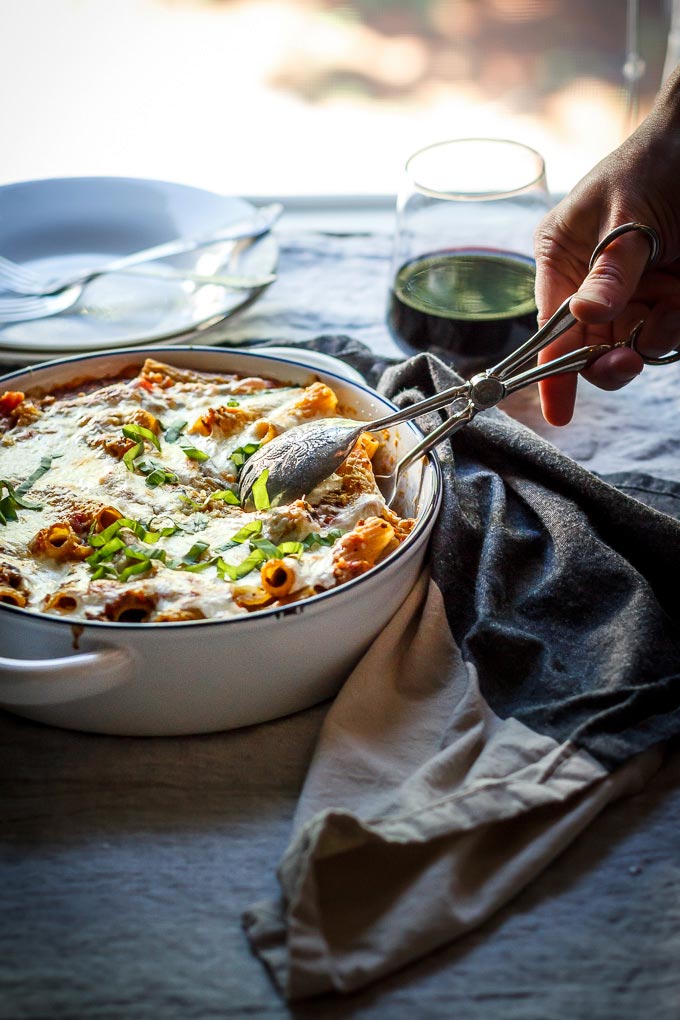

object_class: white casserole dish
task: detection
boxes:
[0,345,441,735]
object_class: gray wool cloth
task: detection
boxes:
[244,339,680,999]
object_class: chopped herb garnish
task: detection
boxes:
[0,479,43,525]
[184,540,210,563]
[164,420,188,443]
[123,441,144,472]
[277,540,305,557]
[178,494,203,510]
[302,530,342,549]
[122,423,161,451]
[182,560,214,573]
[211,489,240,506]
[217,548,267,581]
[89,516,176,549]
[175,513,210,534]
[251,469,270,511]
[217,519,262,549]
[86,536,127,566]
[179,441,209,463]
[132,458,178,488]
[90,563,118,581]
[250,537,281,559]
[229,442,261,469]
[118,559,154,583]
[16,455,58,496]
[89,519,126,547]
[121,425,177,484]
[80,472,340,588]
[144,466,178,488]
[215,531,307,582]
[0,457,58,523]
[145,518,178,540]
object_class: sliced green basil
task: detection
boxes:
[123,441,144,472]
[90,563,118,581]
[178,494,203,510]
[145,467,174,488]
[164,420,188,443]
[302,530,342,549]
[0,479,43,524]
[16,455,58,496]
[131,458,178,487]
[250,537,280,559]
[179,442,209,463]
[125,546,165,564]
[88,518,127,547]
[217,548,266,581]
[89,516,174,548]
[177,559,215,573]
[167,540,214,573]
[118,559,154,583]
[217,519,262,550]
[175,513,209,534]
[277,540,305,558]
[251,469,270,511]
[211,489,240,506]
[122,423,161,451]
[86,536,127,566]
[184,540,210,563]
[229,442,261,469]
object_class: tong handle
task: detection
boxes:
[499,342,615,396]
[489,295,577,382]
[393,400,475,477]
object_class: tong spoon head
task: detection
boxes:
[238,417,365,507]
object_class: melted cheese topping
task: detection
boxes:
[0,359,414,623]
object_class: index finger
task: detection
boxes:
[537,229,653,424]
[534,261,583,426]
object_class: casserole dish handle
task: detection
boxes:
[0,647,134,705]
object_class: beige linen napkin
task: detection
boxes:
[243,571,662,998]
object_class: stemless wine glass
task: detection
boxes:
[387,138,552,374]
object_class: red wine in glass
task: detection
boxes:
[388,248,539,373]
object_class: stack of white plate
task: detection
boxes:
[0,177,278,367]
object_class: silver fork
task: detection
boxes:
[0,202,282,295]
[0,266,279,323]
[0,287,86,322]
[0,256,278,296]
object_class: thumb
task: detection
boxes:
[570,229,652,323]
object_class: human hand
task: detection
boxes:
[533,68,680,425]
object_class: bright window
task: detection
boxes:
[0,0,671,197]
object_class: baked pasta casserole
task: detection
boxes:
[0,359,414,623]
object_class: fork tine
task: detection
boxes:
[0,292,53,311]
[0,299,45,315]
[0,255,44,292]
[0,289,79,321]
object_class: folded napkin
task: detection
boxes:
[243,338,680,999]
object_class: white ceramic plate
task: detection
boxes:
[0,176,278,361]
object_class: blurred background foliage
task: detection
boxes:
[206,0,668,112]
[1,0,672,195]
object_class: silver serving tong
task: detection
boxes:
[240,223,678,508]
